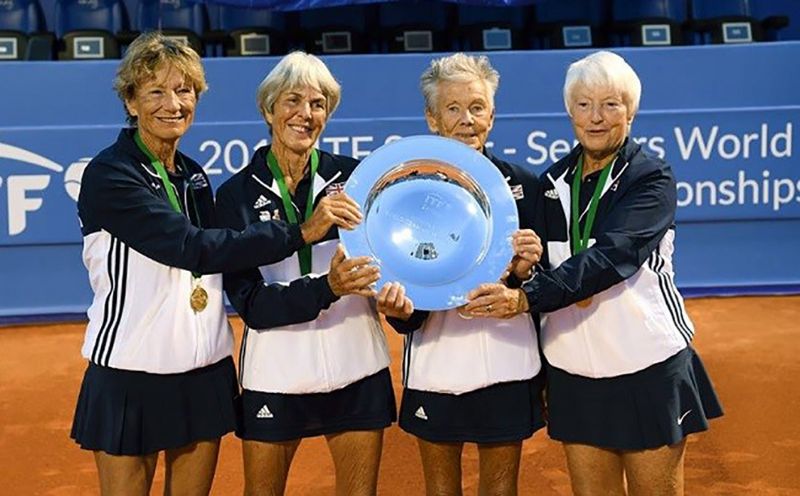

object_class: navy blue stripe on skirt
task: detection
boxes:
[546,347,723,451]
[237,368,396,442]
[399,374,546,444]
[71,356,239,456]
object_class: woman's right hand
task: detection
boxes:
[327,244,379,297]
[376,282,415,321]
[301,193,363,244]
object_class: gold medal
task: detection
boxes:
[134,132,211,314]
[190,283,208,312]
[576,297,593,308]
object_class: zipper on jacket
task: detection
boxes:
[480,322,490,383]
[183,182,211,366]
[318,322,332,389]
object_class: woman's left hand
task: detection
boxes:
[461,283,529,319]
[509,229,542,280]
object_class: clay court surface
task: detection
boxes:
[1,295,798,495]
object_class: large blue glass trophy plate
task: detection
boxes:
[340,136,519,310]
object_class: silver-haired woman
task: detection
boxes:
[216,51,395,496]
[465,50,723,495]
[70,33,341,494]
[379,53,545,496]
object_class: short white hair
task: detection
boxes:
[420,53,500,113]
[256,51,342,120]
[563,50,641,117]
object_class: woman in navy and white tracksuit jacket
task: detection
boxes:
[466,51,723,495]
[216,52,394,496]
[381,53,546,496]
[70,34,342,494]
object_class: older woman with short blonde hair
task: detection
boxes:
[71,34,344,495]
[465,50,723,496]
[216,51,394,496]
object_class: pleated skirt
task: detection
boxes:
[546,347,724,450]
[400,374,547,444]
[71,357,239,456]
[237,368,396,442]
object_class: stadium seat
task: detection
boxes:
[296,4,371,54]
[456,3,531,51]
[609,0,688,46]
[690,0,788,43]
[54,0,130,59]
[531,0,608,49]
[135,0,209,54]
[752,0,797,40]
[0,0,54,60]
[377,0,454,53]
[214,4,287,56]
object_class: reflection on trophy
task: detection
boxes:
[340,135,519,310]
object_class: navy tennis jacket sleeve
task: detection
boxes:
[78,158,304,275]
[216,178,339,330]
[524,162,676,313]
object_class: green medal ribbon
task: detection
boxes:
[135,131,183,214]
[266,148,319,276]
[570,154,614,255]
[134,131,201,279]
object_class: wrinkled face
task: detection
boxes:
[426,79,495,152]
[125,64,196,145]
[266,86,328,155]
[569,83,633,162]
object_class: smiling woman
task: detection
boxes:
[562,52,640,179]
[70,34,348,496]
[214,51,394,496]
[123,67,197,169]
[568,84,631,173]
[113,35,207,173]
[463,50,724,496]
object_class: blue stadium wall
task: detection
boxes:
[1,42,799,319]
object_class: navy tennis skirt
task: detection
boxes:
[237,368,396,442]
[71,357,239,456]
[546,347,724,450]
[399,375,546,444]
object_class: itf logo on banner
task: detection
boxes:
[0,141,88,237]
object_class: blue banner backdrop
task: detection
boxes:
[1,42,799,318]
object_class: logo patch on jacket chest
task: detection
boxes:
[544,188,559,199]
[325,182,346,196]
[509,184,524,200]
